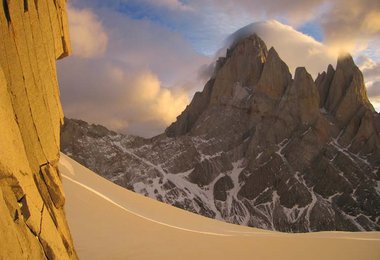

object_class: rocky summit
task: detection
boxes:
[62,34,380,232]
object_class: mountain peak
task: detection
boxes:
[210,34,268,105]
[321,51,375,129]
[268,46,279,56]
[228,33,267,54]
[254,46,291,102]
[336,53,356,74]
[166,33,270,137]
[63,33,380,233]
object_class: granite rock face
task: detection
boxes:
[0,0,77,258]
[62,34,380,232]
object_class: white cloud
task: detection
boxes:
[59,6,208,137]
[111,68,189,126]
[59,59,189,137]
[67,5,108,58]
[189,0,380,56]
[357,57,380,110]
[360,58,380,83]
[367,82,380,97]
[142,0,193,11]
[218,20,336,78]
[70,0,380,58]
[367,81,380,112]
[357,56,377,72]
[320,0,380,54]
[199,0,324,25]
[102,12,210,86]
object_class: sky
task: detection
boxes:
[58,0,380,137]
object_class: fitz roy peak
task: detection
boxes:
[62,34,380,232]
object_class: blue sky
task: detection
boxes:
[60,0,380,136]
[69,0,330,55]
[68,0,380,54]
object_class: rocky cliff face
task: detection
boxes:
[62,34,380,232]
[0,0,77,258]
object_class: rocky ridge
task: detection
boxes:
[62,34,380,232]
[0,0,77,259]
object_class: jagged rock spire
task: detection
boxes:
[324,54,374,126]
[209,34,268,105]
[256,47,291,100]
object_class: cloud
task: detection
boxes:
[320,0,380,53]
[218,20,336,78]
[358,57,380,83]
[67,5,108,58]
[118,69,189,126]
[142,0,193,11]
[102,12,209,86]
[356,56,380,108]
[367,81,380,112]
[199,0,324,25]
[190,0,380,55]
[367,82,380,98]
[68,0,380,58]
[357,56,378,71]
[59,57,190,137]
[59,5,208,137]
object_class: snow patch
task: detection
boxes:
[376,181,380,196]
[276,139,290,162]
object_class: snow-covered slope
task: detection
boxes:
[59,153,380,260]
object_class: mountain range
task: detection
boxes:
[61,34,380,232]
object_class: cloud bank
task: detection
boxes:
[198,0,380,54]
[60,59,189,136]
[222,20,336,78]
[320,0,380,53]
[58,5,207,137]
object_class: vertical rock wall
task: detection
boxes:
[0,0,77,259]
